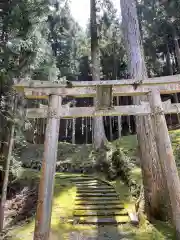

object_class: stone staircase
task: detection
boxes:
[72,177,130,225]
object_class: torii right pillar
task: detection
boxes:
[148,89,180,239]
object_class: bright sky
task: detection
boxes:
[70,0,121,29]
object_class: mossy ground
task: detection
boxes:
[9,171,175,239]
[7,129,180,239]
[8,170,95,240]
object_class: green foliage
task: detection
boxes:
[137,0,180,76]
[111,148,131,183]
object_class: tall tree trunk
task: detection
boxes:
[72,101,76,144]
[82,118,84,135]
[90,117,93,144]
[173,31,180,72]
[65,120,68,139]
[109,117,113,141]
[85,118,88,144]
[90,0,107,149]
[112,32,122,139]
[166,43,173,75]
[116,97,122,138]
[0,94,17,231]
[166,43,180,124]
[72,118,76,144]
[120,0,169,220]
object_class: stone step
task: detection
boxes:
[58,176,92,179]
[76,185,108,188]
[77,184,112,188]
[75,201,123,206]
[75,196,120,201]
[62,178,94,182]
[72,179,98,182]
[75,182,101,186]
[75,180,100,182]
[77,189,116,193]
[74,205,124,210]
[74,178,100,181]
[70,176,94,179]
[77,187,113,191]
[73,216,130,225]
[74,209,128,216]
[76,193,118,197]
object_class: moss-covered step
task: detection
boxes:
[75,180,101,183]
[77,189,116,193]
[68,176,94,180]
[76,193,118,197]
[72,179,98,182]
[75,201,124,206]
[77,185,113,189]
[75,197,120,201]
[74,205,124,210]
[73,215,130,225]
[74,183,102,188]
[74,209,128,216]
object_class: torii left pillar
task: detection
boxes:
[34,95,61,240]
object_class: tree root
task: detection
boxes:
[135,185,146,223]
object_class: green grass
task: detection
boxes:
[113,134,138,157]
[121,222,175,240]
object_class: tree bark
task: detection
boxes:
[120,0,169,220]
[90,0,107,149]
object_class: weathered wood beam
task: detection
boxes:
[34,95,61,240]
[13,74,180,90]
[26,105,151,119]
[26,101,180,119]
[23,83,180,99]
[113,83,180,96]
[24,87,95,99]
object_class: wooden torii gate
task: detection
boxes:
[14,74,180,240]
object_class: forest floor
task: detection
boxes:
[4,171,175,240]
[3,129,180,239]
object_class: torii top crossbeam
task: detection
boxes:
[14,74,180,99]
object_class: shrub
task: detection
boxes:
[109,148,132,183]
